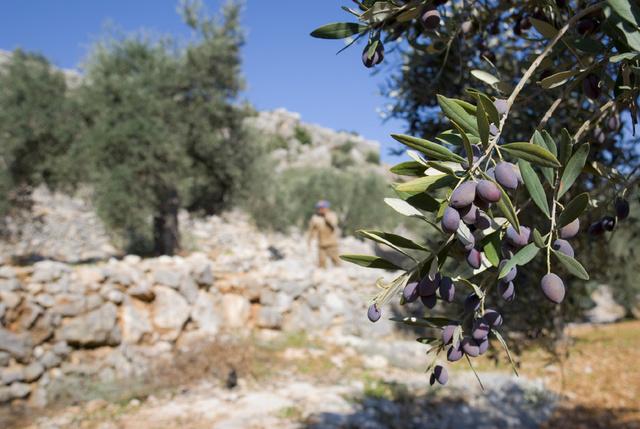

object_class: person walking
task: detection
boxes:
[307,200,341,268]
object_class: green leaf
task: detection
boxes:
[498,243,540,279]
[391,134,465,163]
[518,160,550,217]
[610,52,640,62]
[482,233,501,267]
[436,130,481,146]
[475,93,500,125]
[558,128,573,166]
[384,197,425,217]
[451,121,475,166]
[607,0,640,29]
[340,254,402,270]
[394,174,455,193]
[532,228,546,248]
[470,69,500,86]
[530,17,559,39]
[390,161,425,176]
[552,250,589,280]
[557,193,589,228]
[358,230,428,252]
[476,100,490,149]
[501,142,561,168]
[310,22,368,39]
[437,95,479,136]
[534,131,555,185]
[539,70,580,89]
[494,181,521,232]
[573,37,606,53]
[404,193,441,212]
[493,330,519,377]
[558,144,590,198]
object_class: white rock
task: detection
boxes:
[121,300,152,344]
[221,294,251,328]
[152,286,190,340]
[190,291,221,334]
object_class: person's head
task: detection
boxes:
[315,200,330,215]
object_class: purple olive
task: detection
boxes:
[477,179,501,203]
[367,303,381,322]
[494,99,508,116]
[478,337,489,355]
[442,206,461,233]
[439,277,455,302]
[442,323,459,344]
[499,260,517,282]
[615,198,630,220]
[450,182,477,208]
[461,337,480,357]
[552,239,574,258]
[419,273,440,296]
[467,248,482,269]
[559,218,580,239]
[483,309,503,327]
[582,74,600,100]
[498,281,515,302]
[495,162,519,190]
[601,215,616,231]
[421,6,441,30]
[540,273,565,304]
[588,220,605,236]
[421,293,437,309]
[432,365,448,385]
[506,225,531,247]
[460,204,479,225]
[447,344,464,362]
[474,211,492,230]
[362,42,384,68]
[403,281,419,302]
[472,318,490,340]
[464,293,481,313]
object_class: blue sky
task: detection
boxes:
[0,0,405,161]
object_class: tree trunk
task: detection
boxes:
[153,189,180,255]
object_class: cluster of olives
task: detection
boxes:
[588,197,631,236]
[443,307,503,363]
[442,159,522,271]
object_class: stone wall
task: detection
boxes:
[0,211,397,407]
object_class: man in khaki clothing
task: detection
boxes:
[307,200,341,268]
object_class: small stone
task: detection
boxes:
[153,269,182,289]
[40,351,62,369]
[1,366,25,384]
[0,291,21,309]
[23,362,44,382]
[9,382,31,399]
[221,294,251,328]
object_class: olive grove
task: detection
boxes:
[312,0,640,385]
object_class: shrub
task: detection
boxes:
[294,125,312,146]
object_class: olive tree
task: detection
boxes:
[312,0,640,385]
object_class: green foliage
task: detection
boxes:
[294,125,312,146]
[76,0,251,254]
[0,50,78,214]
[365,151,380,165]
[242,166,397,236]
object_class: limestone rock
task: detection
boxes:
[586,286,626,324]
[153,269,182,289]
[257,307,283,329]
[1,365,24,384]
[9,381,31,399]
[57,303,120,347]
[0,329,32,361]
[128,282,155,302]
[23,362,44,382]
[31,260,70,283]
[152,286,189,340]
[53,294,86,317]
[190,291,221,334]
[221,294,251,328]
[121,300,152,344]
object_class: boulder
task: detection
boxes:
[0,291,21,309]
[0,329,32,362]
[53,294,87,317]
[586,286,626,324]
[121,300,152,344]
[127,282,155,302]
[153,269,182,289]
[152,286,190,340]
[257,307,283,329]
[221,294,251,328]
[1,365,24,385]
[23,362,44,382]
[0,278,20,293]
[16,300,43,330]
[57,303,120,347]
[179,277,199,304]
[9,382,31,399]
[31,260,70,283]
[40,351,62,369]
[190,291,221,334]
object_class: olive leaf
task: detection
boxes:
[471,69,500,86]
[558,128,574,166]
[557,192,589,228]
[391,134,465,163]
[530,17,559,39]
[475,92,500,125]
[558,144,590,198]
[437,95,479,136]
[450,121,475,166]
[482,232,501,267]
[384,197,425,217]
[403,193,441,212]
[539,70,580,89]
[476,101,490,149]
[340,254,402,270]
[533,131,554,184]
[390,161,425,176]
[518,160,551,217]
[501,142,561,168]
[552,250,589,280]
[394,174,455,193]
[310,22,368,39]
[493,330,519,377]
[498,243,540,279]
[358,230,428,252]
[607,0,640,29]
[532,228,546,248]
